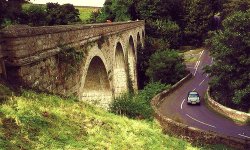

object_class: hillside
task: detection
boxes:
[0,83,227,149]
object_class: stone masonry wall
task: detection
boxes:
[0,21,145,104]
[207,87,250,123]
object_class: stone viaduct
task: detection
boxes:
[0,21,145,107]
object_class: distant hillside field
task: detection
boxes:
[22,3,100,21]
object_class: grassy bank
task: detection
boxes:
[0,84,228,149]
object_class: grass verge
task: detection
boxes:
[181,48,204,63]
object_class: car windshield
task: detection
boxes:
[189,94,198,98]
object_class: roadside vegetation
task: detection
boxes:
[0,83,228,149]
[205,10,250,112]
[110,82,170,119]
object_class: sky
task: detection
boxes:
[30,0,105,7]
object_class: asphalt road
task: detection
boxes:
[158,49,250,140]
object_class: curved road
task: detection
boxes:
[158,49,250,140]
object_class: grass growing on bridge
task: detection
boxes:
[0,84,228,149]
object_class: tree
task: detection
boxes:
[95,0,134,22]
[0,0,28,27]
[146,19,180,48]
[223,0,250,17]
[205,10,250,111]
[146,50,187,85]
[22,4,47,26]
[46,3,80,25]
[61,4,80,24]
[182,0,215,46]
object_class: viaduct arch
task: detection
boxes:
[0,21,145,108]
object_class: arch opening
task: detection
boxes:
[137,32,142,47]
[142,30,145,38]
[82,56,112,107]
[128,36,137,90]
[114,42,128,96]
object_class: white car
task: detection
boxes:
[187,91,200,105]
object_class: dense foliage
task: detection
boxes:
[91,0,228,46]
[0,2,80,27]
[222,0,250,17]
[21,3,80,26]
[110,82,170,119]
[0,0,27,27]
[182,0,215,46]
[46,3,80,25]
[146,50,187,84]
[205,10,250,112]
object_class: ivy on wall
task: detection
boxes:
[57,46,84,81]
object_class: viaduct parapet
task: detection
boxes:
[0,21,145,107]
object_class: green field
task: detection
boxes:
[22,3,98,21]
[0,83,229,149]
[76,7,99,21]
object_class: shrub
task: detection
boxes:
[110,82,170,120]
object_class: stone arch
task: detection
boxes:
[142,30,145,38]
[80,47,112,108]
[137,32,142,47]
[128,36,137,90]
[114,42,128,96]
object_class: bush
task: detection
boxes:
[146,50,187,85]
[110,82,170,120]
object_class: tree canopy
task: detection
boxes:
[205,10,250,111]
[0,0,28,27]
[0,1,80,27]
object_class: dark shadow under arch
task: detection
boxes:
[82,56,112,106]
